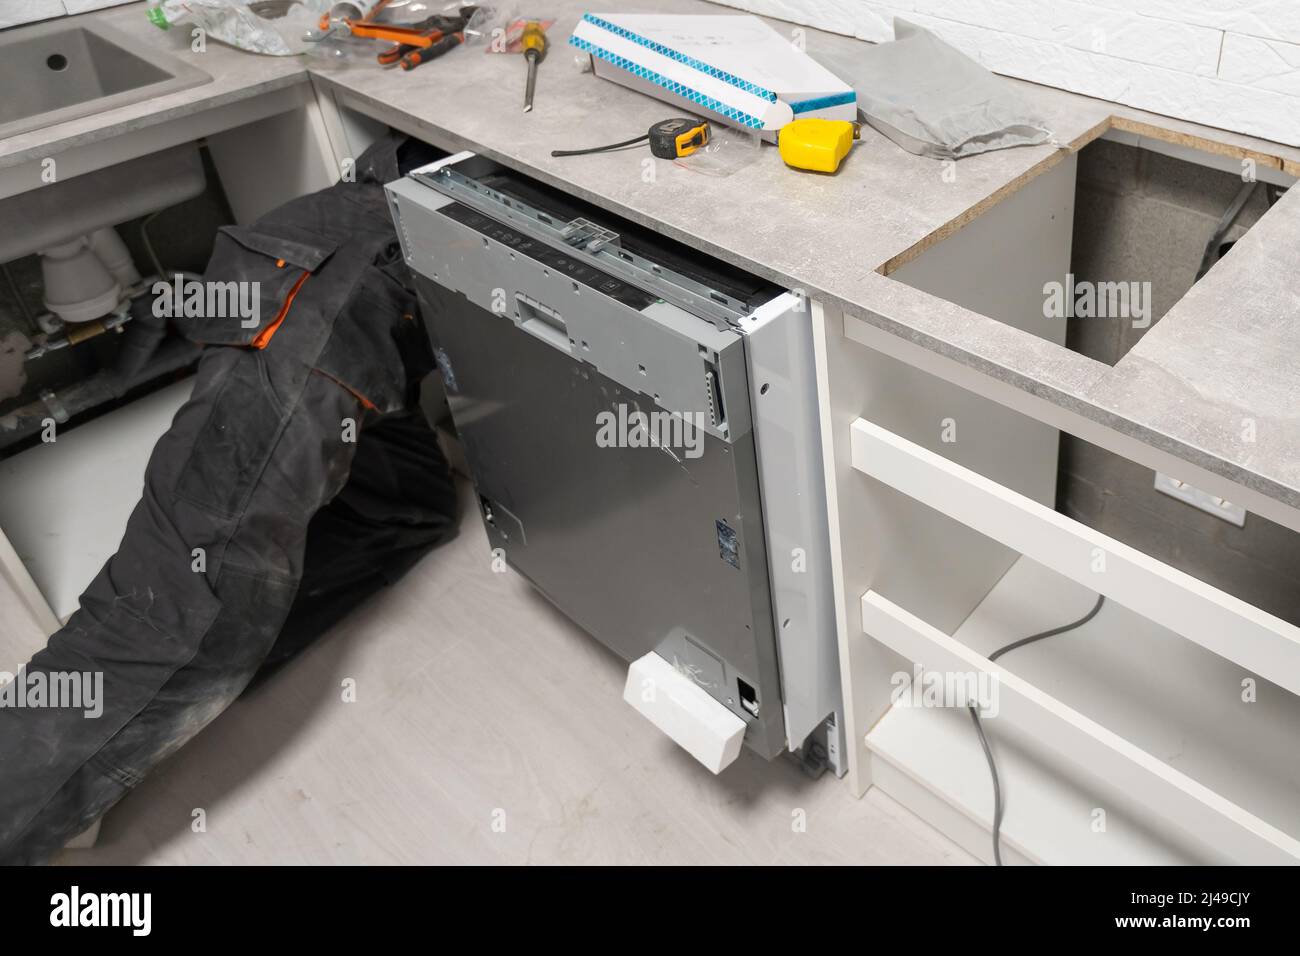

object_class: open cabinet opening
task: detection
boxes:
[1064,137,1287,367]
[829,133,1300,858]
[0,139,231,625]
[868,550,1300,864]
[852,411,1300,863]
[0,140,231,458]
[886,135,1292,368]
[835,330,1300,863]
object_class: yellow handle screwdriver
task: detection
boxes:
[521,20,546,113]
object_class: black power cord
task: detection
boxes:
[968,593,1105,866]
[1195,181,1258,282]
[551,133,650,158]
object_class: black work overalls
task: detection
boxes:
[0,135,459,864]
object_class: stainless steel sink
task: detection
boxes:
[0,19,211,141]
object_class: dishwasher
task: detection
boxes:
[386,152,842,774]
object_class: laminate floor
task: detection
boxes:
[14,481,974,865]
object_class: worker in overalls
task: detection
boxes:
[0,134,460,864]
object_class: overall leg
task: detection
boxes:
[0,346,361,864]
[255,407,460,679]
[0,134,441,863]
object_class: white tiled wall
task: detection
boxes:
[1,0,134,30]
[710,0,1300,146]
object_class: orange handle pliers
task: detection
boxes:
[377,29,465,69]
[321,3,476,70]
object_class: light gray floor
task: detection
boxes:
[21,481,973,865]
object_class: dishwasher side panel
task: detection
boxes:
[419,277,785,757]
[387,175,785,758]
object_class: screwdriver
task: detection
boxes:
[521,20,546,113]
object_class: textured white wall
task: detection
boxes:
[709,0,1300,146]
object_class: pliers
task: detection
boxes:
[365,6,478,71]
[377,29,466,70]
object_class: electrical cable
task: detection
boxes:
[968,592,1105,866]
[140,211,169,283]
[551,133,650,158]
[1195,180,1258,282]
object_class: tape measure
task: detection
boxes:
[647,118,711,159]
[778,117,861,173]
[552,118,711,160]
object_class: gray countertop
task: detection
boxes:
[7,0,1300,514]
[0,4,307,170]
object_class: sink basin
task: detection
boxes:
[0,19,211,141]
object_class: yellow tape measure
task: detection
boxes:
[778,117,861,173]
[648,118,711,159]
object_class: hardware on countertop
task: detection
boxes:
[569,13,857,141]
[647,118,710,159]
[318,1,478,70]
[778,118,862,174]
[380,28,467,70]
[561,13,870,174]
[521,20,548,113]
[551,118,711,160]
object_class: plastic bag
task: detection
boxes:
[147,0,329,57]
[303,2,492,63]
[850,19,1053,160]
[673,123,761,178]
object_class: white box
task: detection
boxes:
[570,13,858,140]
[623,652,747,773]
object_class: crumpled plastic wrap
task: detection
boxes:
[851,18,1055,159]
[146,0,330,57]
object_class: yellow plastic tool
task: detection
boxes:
[778,117,861,173]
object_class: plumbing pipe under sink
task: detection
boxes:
[1,143,207,324]
[87,226,141,288]
[39,230,139,325]
[0,143,207,265]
